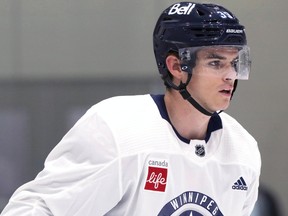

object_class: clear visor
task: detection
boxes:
[179,45,251,80]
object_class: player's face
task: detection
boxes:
[186,47,238,112]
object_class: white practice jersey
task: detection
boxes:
[1,94,261,216]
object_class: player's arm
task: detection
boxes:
[242,148,261,216]
[1,109,123,216]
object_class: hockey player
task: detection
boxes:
[1,2,260,216]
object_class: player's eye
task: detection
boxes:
[208,60,223,69]
[231,59,239,72]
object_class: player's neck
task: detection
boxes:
[164,90,211,140]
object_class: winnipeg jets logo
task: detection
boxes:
[158,191,223,216]
[180,211,203,216]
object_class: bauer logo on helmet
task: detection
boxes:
[226,29,244,34]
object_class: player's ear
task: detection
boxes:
[166,55,182,80]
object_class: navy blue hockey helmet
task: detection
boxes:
[153,2,249,116]
[153,2,247,85]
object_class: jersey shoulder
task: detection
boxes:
[77,94,157,125]
[220,112,255,142]
[218,112,261,173]
[77,94,168,155]
[93,94,155,114]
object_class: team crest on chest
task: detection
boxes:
[158,191,223,216]
[195,144,205,157]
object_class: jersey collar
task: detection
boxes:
[151,94,223,144]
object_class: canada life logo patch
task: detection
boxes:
[144,159,168,192]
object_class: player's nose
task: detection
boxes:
[223,66,237,81]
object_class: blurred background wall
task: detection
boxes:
[0,0,287,214]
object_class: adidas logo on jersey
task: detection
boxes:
[232,177,248,191]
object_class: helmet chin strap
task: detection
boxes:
[164,72,214,116]
[178,85,214,116]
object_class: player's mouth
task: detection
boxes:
[219,88,232,96]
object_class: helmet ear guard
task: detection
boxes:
[163,51,193,90]
[162,49,196,90]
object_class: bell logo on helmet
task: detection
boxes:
[168,3,195,15]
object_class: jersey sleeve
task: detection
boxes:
[242,143,261,216]
[242,172,260,215]
[1,108,124,216]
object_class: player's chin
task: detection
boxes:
[204,99,230,113]
[210,95,231,111]
[220,102,231,111]
[214,101,231,112]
